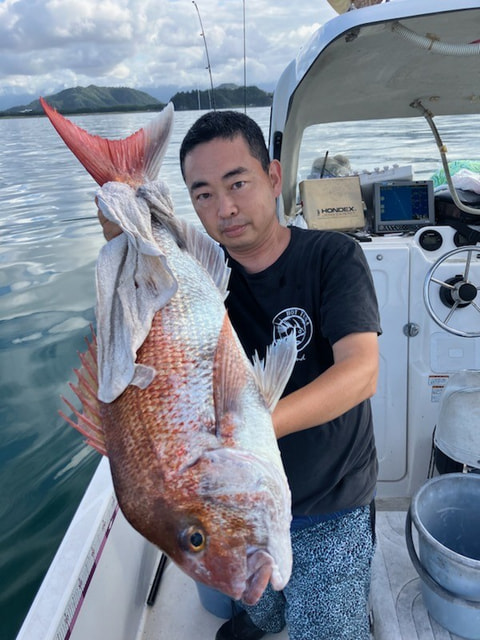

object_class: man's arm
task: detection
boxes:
[272,332,379,439]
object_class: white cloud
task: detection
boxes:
[0,0,337,101]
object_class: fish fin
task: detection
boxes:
[182,223,231,299]
[40,98,174,186]
[213,314,247,434]
[60,329,107,456]
[137,191,230,298]
[251,332,297,411]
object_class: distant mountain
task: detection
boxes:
[1,85,164,116]
[171,84,272,111]
[0,83,272,117]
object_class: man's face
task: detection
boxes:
[182,135,282,255]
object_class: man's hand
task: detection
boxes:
[97,208,122,241]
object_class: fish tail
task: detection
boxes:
[60,327,107,456]
[39,97,174,187]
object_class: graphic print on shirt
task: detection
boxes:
[272,307,313,360]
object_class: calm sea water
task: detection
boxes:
[1,106,478,639]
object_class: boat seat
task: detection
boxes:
[434,370,480,471]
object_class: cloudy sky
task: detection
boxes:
[0,0,343,108]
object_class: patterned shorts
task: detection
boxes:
[243,503,376,640]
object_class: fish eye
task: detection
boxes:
[181,525,207,553]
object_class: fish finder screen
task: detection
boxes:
[373,180,434,233]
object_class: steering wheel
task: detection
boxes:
[423,246,480,337]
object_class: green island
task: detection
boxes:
[0,83,273,117]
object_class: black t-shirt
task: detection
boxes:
[224,226,381,516]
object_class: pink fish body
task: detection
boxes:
[41,99,296,604]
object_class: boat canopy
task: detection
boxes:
[269,0,480,218]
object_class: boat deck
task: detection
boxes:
[137,509,463,640]
[371,510,463,640]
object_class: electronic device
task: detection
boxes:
[373,179,435,234]
[299,176,365,231]
[358,164,413,214]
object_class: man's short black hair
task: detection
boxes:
[179,110,271,178]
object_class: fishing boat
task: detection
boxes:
[16,1,480,638]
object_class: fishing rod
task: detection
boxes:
[192,1,216,110]
[242,0,247,113]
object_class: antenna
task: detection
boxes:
[192,1,216,110]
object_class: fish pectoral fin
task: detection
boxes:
[213,314,247,432]
[251,332,297,411]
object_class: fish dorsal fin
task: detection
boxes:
[135,183,230,298]
[183,223,231,299]
[213,314,247,435]
[40,97,174,186]
[251,332,297,411]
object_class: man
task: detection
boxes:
[180,111,380,640]
[101,110,380,640]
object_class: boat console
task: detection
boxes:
[362,225,480,495]
[268,0,480,499]
[290,178,480,497]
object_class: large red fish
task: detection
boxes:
[41,98,296,604]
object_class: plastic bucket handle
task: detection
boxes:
[405,507,480,610]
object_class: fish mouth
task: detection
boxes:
[241,549,277,605]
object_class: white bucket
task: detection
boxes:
[406,473,480,639]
